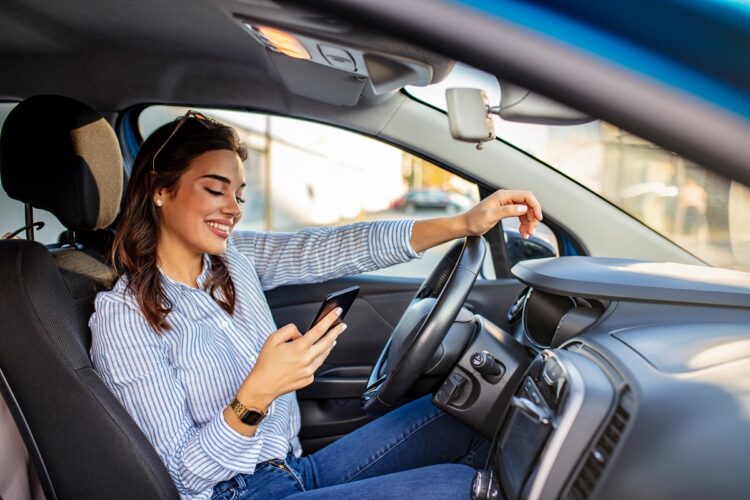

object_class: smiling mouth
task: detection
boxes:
[206,221,231,237]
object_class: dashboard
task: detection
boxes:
[434,256,750,500]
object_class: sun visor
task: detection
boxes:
[269,51,367,106]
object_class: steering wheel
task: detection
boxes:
[361,236,486,416]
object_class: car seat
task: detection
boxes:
[0,95,178,499]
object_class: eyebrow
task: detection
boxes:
[199,174,246,188]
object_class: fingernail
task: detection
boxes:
[333,340,338,347]
[341,324,347,331]
[516,205,528,214]
[335,307,343,316]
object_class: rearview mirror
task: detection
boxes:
[445,88,495,147]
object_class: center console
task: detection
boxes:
[495,349,614,499]
[434,315,619,500]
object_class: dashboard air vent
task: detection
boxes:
[566,397,631,500]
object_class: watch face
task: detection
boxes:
[231,398,266,426]
[240,409,265,426]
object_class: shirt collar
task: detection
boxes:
[159,253,212,304]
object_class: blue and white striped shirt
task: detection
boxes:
[89,220,420,499]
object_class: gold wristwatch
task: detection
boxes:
[230,397,267,426]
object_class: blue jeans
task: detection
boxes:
[211,395,490,499]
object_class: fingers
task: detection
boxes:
[300,323,347,387]
[495,204,529,219]
[519,210,540,239]
[493,190,543,221]
[309,323,347,357]
[271,323,302,344]
[300,307,343,347]
[309,334,339,372]
[481,189,541,239]
[519,220,538,239]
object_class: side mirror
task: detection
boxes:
[504,228,559,269]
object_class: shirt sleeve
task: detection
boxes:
[229,219,423,290]
[90,295,265,497]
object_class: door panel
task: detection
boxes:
[265,274,525,452]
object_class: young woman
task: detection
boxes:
[89,112,543,500]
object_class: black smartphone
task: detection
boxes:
[306,286,360,332]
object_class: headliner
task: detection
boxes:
[0,0,453,113]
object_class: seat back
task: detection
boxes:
[0,96,178,499]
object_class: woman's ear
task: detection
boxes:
[153,187,167,207]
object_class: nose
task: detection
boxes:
[222,195,242,218]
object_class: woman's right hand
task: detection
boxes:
[235,307,348,411]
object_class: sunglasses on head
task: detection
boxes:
[151,110,222,172]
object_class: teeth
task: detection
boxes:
[206,221,230,233]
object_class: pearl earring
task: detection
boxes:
[155,200,163,207]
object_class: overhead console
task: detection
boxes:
[215,0,453,105]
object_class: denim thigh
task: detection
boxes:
[211,459,304,500]
[283,463,477,500]
[288,394,490,489]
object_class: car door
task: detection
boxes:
[266,274,530,451]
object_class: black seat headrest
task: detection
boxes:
[0,95,123,231]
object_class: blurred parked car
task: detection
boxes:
[392,189,473,213]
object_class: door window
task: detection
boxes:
[139,106,560,278]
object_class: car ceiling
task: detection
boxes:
[3,0,750,188]
[0,0,453,114]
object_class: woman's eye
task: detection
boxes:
[205,188,223,196]
[236,196,245,204]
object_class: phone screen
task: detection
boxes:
[307,286,360,332]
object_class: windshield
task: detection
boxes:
[407,64,750,272]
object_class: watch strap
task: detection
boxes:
[230,397,267,426]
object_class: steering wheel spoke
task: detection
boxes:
[361,236,486,416]
[361,373,387,405]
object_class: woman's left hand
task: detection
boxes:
[462,189,543,239]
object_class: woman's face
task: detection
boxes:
[155,149,245,257]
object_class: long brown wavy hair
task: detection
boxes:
[111,115,248,332]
